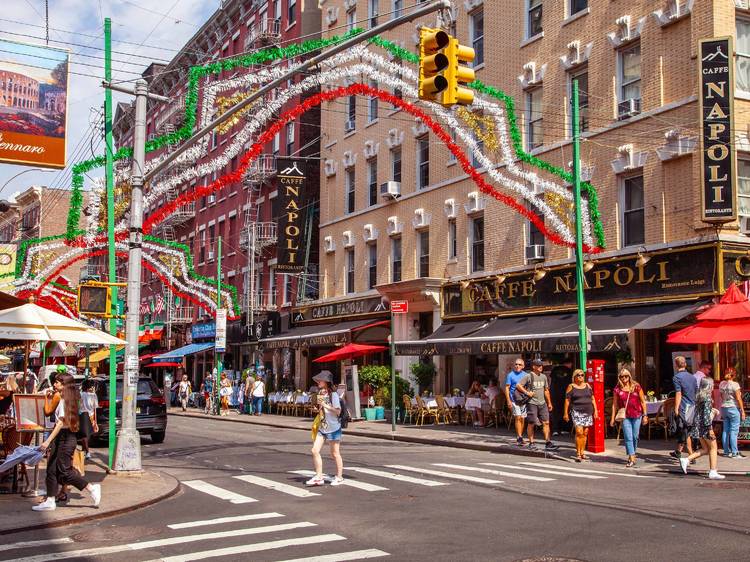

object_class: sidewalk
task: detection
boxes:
[170,408,750,476]
[0,454,180,535]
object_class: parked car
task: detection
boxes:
[92,375,167,444]
[37,366,83,393]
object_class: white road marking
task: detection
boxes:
[11,523,318,562]
[168,512,285,529]
[275,548,390,562]
[385,465,503,485]
[480,463,607,479]
[0,538,73,552]
[432,463,555,482]
[518,462,656,479]
[346,467,447,487]
[234,474,321,497]
[182,480,257,504]
[152,534,347,562]
[289,471,389,492]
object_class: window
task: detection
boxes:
[569,68,589,135]
[346,249,355,294]
[368,80,378,122]
[346,167,355,214]
[391,147,402,183]
[284,274,293,304]
[368,243,378,289]
[618,43,641,116]
[418,230,429,278]
[273,132,280,154]
[347,8,356,32]
[368,0,378,28]
[527,0,542,38]
[287,0,296,26]
[286,122,295,155]
[274,0,282,21]
[229,215,237,242]
[208,225,215,259]
[269,272,277,305]
[200,229,206,263]
[570,0,587,16]
[526,201,545,260]
[738,20,750,92]
[448,219,457,259]
[526,88,543,150]
[346,95,356,131]
[739,158,750,229]
[391,237,402,282]
[470,9,484,67]
[392,61,403,106]
[368,158,378,206]
[417,135,429,189]
[393,0,403,19]
[621,175,645,247]
[471,216,484,273]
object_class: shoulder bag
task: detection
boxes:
[615,387,634,422]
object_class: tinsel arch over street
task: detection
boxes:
[5,29,606,319]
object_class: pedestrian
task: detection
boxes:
[178,374,192,412]
[219,372,231,415]
[679,377,724,479]
[201,374,213,414]
[719,367,746,458]
[251,375,265,416]
[504,358,529,446]
[244,372,254,414]
[33,373,101,511]
[694,360,711,386]
[671,356,697,461]
[238,380,245,414]
[563,369,598,462]
[306,371,343,486]
[550,361,573,436]
[79,380,99,460]
[519,359,558,451]
[25,368,38,394]
[610,369,648,467]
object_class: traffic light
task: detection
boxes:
[77,284,111,317]
[418,28,476,107]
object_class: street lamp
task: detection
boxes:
[0,168,55,198]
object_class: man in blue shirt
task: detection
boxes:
[504,358,533,446]
[671,355,697,459]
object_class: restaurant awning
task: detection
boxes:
[77,345,124,367]
[395,301,705,356]
[152,342,214,362]
[260,318,389,350]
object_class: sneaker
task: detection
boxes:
[32,497,56,512]
[679,457,689,474]
[85,452,92,460]
[305,476,325,487]
[545,441,559,451]
[528,442,537,450]
[552,431,560,437]
[708,470,726,480]
[330,476,344,486]
[516,437,524,447]
[88,483,101,507]
[736,452,746,459]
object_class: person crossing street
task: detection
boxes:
[518,359,558,452]
[505,358,529,447]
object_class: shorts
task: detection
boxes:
[526,403,550,426]
[320,428,342,442]
[511,402,527,417]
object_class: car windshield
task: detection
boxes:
[97,380,157,399]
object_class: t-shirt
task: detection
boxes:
[178,381,191,396]
[486,386,500,403]
[320,391,341,434]
[566,385,594,416]
[518,372,549,406]
[251,380,265,397]
[673,370,697,413]
[54,398,65,426]
[719,380,740,409]
[505,370,527,403]
[694,370,706,386]
[80,392,98,414]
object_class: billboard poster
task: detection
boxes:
[0,39,69,169]
[275,157,307,272]
[0,244,16,292]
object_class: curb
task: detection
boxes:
[0,471,181,536]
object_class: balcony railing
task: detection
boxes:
[239,221,278,251]
[243,289,277,312]
[169,305,194,324]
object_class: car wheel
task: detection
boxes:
[151,431,166,444]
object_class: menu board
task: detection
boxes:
[14,394,46,432]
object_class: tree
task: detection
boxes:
[51,61,68,89]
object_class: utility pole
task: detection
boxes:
[572,79,588,369]
[103,18,118,469]
[214,236,223,416]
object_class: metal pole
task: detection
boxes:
[143,0,450,183]
[114,78,148,472]
[390,309,396,432]
[249,225,256,328]
[572,80,588,369]
[103,17,119,470]
[214,236,223,415]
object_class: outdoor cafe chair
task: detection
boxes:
[647,400,670,440]
[435,395,454,424]
[414,394,438,426]
[304,393,318,418]
[402,395,416,425]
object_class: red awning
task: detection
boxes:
[313,343,388,363]
[144,361,182,368]
[697,283,750,321]
[667,319,750,345]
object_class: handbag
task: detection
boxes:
[311,414,321,442]
[72,448,85,476]
[615,387,635,422]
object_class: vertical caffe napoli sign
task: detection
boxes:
[699,37,737,223]
[275,157,306,272]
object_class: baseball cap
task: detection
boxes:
[531,359,544,367]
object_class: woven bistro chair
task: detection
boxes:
[435,395,454,425]
[414,394,438,426]
[402,395,417,425]
[647,401,670,440]
[304,393,318,418]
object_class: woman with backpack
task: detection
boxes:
[563,369,598,462]
[306,371,344,487]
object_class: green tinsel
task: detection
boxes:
[15,234,66,277]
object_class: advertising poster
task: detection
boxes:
[0,243,16,292]
[0,39,69,168]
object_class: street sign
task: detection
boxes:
[391,300,408,314]
[215,309,227,353]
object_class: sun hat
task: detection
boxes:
[312,370,333,383]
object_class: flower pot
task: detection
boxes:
[364,407,377,421]
[375,406,385,420]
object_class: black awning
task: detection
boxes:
[394,318,489,356]
[260,318,388,349]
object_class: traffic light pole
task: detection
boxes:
[214,236,223,416]
[572,80,588,369]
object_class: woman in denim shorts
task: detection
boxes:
[306,371,344,487]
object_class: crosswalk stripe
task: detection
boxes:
[289,471,389,492]
[518,462,656,479]
[0,538,73,553]
[480,463,607,479]
[11,523,318,562]
[385,465,503,485]
[168,512,285,530]
[275,548,391,562]
[183,480,257,503]
[432,463,555,482]
[346,467,447,487]
[234,474,321,497]
[152,534,347,562]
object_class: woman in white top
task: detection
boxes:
[719,367,746,458]
[79,379,99,460]
[251,376,265,416]
[306,371,343,487]
[177,375,192,412]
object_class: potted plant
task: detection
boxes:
[410,361,436,395]
[358,365,390,421]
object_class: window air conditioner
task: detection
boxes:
[525,244,545,261]
[412,208,430,229]
[342,230,354,247]
[617,98,641,120]
[380,181,401,200]
[345,119,356,132]
[208,194,216,204]
[208,250,215,261]
[465,191,486,214]
[324,235,336,253]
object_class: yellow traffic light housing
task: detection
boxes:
[418,28,450,102]
[444,37,475,106]
[77,283,112,317]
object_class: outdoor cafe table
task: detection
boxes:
[464,397,489,411]
[411,396,466,409]
[646,400,664,416]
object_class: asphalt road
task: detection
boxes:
[4,415,750,562]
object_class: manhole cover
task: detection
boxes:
[73,525,162,543]
[514,558,588,562]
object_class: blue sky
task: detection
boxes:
[0,0,217,199]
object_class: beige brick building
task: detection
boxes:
[279,1,750,396]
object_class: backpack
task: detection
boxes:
[338,396,351,429]
[513,375,533,405]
